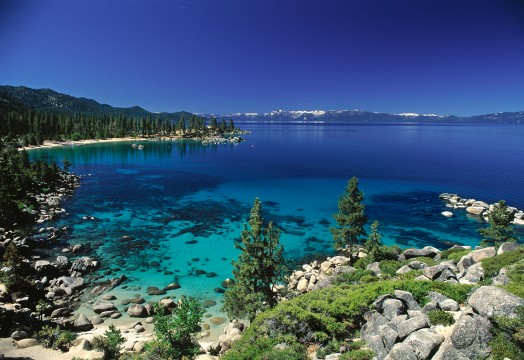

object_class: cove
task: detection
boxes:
[28,123,524,330]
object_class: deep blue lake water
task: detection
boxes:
[29,123,524,329]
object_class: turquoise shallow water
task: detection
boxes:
[29,123,524,329]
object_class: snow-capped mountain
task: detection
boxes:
[203,109,524,124]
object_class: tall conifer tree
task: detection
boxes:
[224,198,285,321]
[330,177,368,263]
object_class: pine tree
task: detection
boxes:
[2,242,22,285]
[479,200,517,248]
[330,177,368,263]
[224,198,285,321]
[365,220,382,261]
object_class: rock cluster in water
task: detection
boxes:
[439,193,524,225]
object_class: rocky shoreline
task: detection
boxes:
[439,192,524,225]
[1,188,523,359]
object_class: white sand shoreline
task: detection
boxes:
[20,137,148,151]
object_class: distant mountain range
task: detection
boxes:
[0,85,193,120]
[1,85,523,124]
[208,109,524,124]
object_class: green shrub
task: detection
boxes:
[407,256,437,266]
[490,305,524,360]
[223,280,473,359]
[439,248,471,262]
[504,261,524,298]
[145,298,204,360]
[55,330,76,351]
[353,256,373,270]
[427,310,455,326]
[348,339,364,350]
[339,349,375,360]
[334,269,374,285]
[490,333,522,360]
[92,324,125,359]
[482,247,524,277]
[378,260,402,277]
[360,275,377,283]
[222,337,307,360]
[315,339,341,358]
[37,325,76,351]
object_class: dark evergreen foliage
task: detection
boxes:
[479,200,518,247]
[224,198,286,322]
[330,177,368,262]
[0,140,69,229]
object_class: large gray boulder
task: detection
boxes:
[92,300,117,314]
[382,299,405,320]
[432,308,492,360]
[403,246,440,259]
[423,263,455,280]
[74,313,93,331]
[379,324,399,351]
[50,307,71,318]
[467,247,496,262]
[492,267,511,286]
[397,314,429,339]
[458,263,484,284]
[127,304,146,317]
[394,290,421,311]
[361,312,389,345]
[384,342,418,360]
[61,276,85,290]
[404,329,444,359]
[468,286,524,319]
[497,242,519,255]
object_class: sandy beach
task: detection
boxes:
[20,137,144,151]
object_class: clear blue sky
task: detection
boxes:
[1,0,523,116]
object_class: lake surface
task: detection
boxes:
[29,123,524,329]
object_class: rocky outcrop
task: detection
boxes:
[403,246,440,259]
[362,290,446,360]
[288,256,354,293]
[432,307,492,360]
[468,286,524,319]
[206,320,246,355]
[440,193,524,226]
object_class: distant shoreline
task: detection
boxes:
[19,133,247,151]
[20,137,141,151]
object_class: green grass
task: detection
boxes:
[481,247,524,277]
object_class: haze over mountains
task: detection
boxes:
[1,85,523,124]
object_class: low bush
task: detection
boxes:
[489,305,524,360]
[439,248,471,262]
[339,349,375,360]
[221,337,307,360]
[407,256,438,266]
[144,297,204,360]
[334,269,375,285]
[223,280,473,359]
[92,324,125,360]
[482,247,524,277]
[316,339,342,359]
[37,325,76,351]
[378,260,403,277]
[504,261,524,298]
[427,310,455,326]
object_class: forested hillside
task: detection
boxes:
[0,86,236,145]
